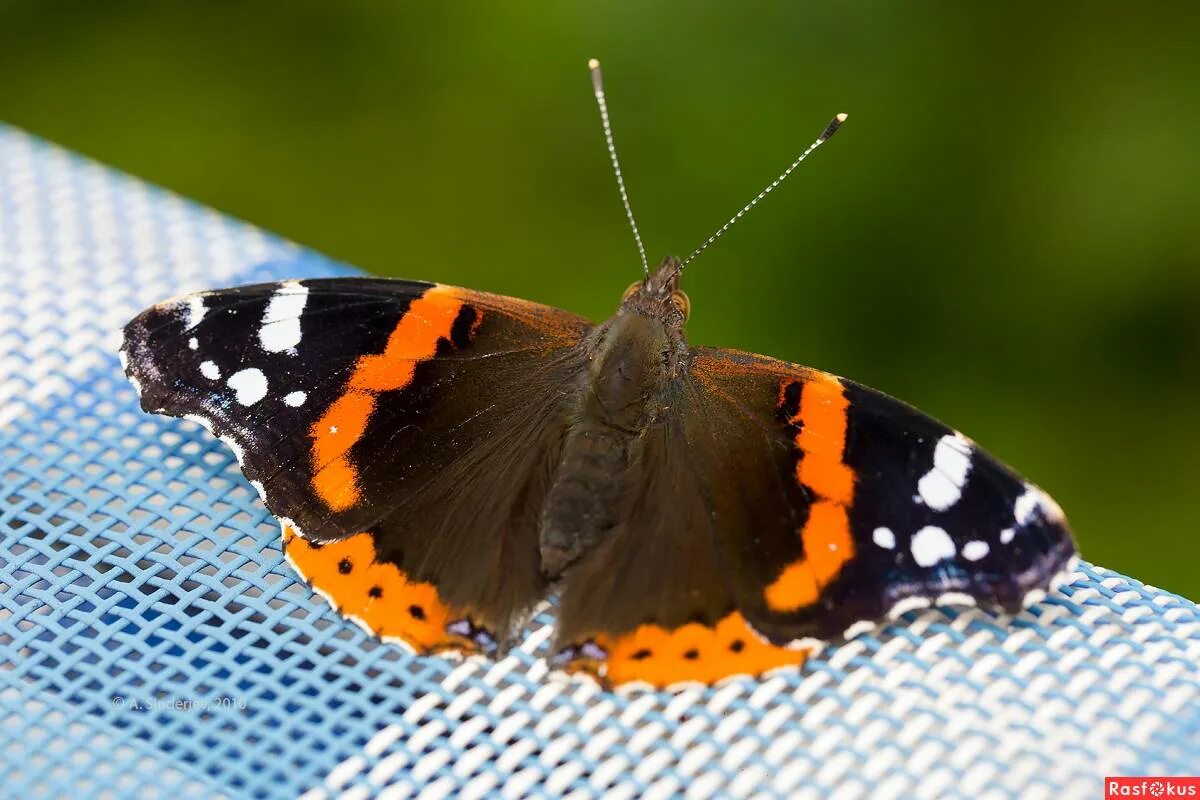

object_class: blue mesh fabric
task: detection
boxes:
[2,125,1198,800]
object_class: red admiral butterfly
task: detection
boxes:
[120,61,1076,689]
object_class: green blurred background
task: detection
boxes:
[1,2,1196,596]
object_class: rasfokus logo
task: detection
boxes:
[1106,778,1200,798]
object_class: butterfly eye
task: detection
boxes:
[622,282,642,301]
[671,290,691,321]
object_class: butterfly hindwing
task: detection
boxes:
[122,278,592,653]
[553,401,809,688]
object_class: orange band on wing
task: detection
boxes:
[282,523,482,654]
[793,375,855,505]
[563,613,809,689]
[309,285,469,511]
[764,373,857,613]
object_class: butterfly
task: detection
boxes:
[118,61,1076,689]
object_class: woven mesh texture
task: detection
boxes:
[2,125,1198,800]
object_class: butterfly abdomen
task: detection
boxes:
[538,422,631,578]
[538,312,676,579]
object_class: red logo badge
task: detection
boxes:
[1106,778,1200,798]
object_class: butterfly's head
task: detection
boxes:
[620,255,690,329]
[588,256,690,418]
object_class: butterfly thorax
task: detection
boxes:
[582,313,679,428]
[537,258,690,579]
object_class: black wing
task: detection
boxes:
[122,278,592,652]
[687,347,1076,645]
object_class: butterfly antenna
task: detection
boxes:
[675,112,848,276]
[589,58,650,278]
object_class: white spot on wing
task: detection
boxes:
[1000,528,1015,544]
[1014,486,1040,525]
[184,295,206,330]
[1035,486,1065,522]
[283,391,307,407]
[379,635,419,656]
[872,527,896,550]
[219,435,245,466]
[183,413,215,433]
[227,368,268,406]
[1013,483,1064,526]
[910,525,956,567]
[962,540,990,561]
[917,433,973,511]
[199,360,221,380]
[188,337,199,350]
[258,281,309,353]
[279,517,306,541]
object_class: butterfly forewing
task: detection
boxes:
[687,347,1076,645]
[122,278,593,652]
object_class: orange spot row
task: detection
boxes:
[309,286,468,511]
[764,373,857,613]
[282,524,478,654]
[565,612,809,688]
